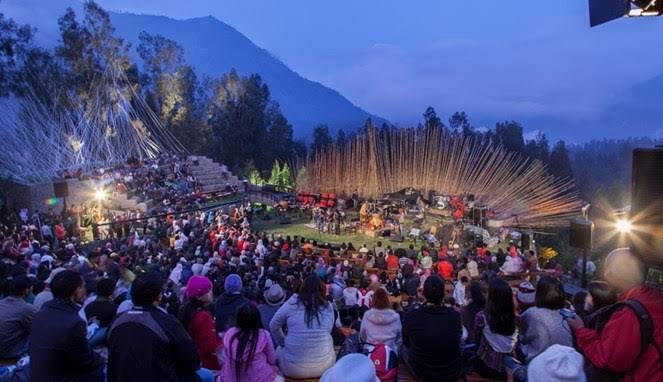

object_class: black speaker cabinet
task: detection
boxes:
[630,148,663,268]
[53,182,69,198]
[570,218,593,250]
[521,234,531,250]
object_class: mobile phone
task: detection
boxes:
[560,308,576,319]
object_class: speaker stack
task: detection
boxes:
[570,218,594,251]
[630,148,663,268]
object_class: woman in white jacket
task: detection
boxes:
[359,288,402,353]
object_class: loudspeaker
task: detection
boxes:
[521,234,531,250]
[570,218,593,250]
[630,148,663,267]
[53,182,69,198]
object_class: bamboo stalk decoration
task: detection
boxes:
[299,122,583,228]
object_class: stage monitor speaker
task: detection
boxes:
[521,234,531,250]
[630,148,663,268]
[570,218,593,250]
[53,182,69,198]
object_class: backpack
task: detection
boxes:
[338,332,362,359]
[365,343,398,382]
[585,299,663,381]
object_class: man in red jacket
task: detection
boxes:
[566,248,663,382]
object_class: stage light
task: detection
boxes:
[616,219,632,233]
[94,189,107,201]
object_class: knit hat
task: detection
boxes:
[185,275,212,299]
[516,281,536,305]
[191,263,204,276]
[527,345,586,382]
[320,354,380,382]
[263,284,286,306]
[224,274,243,294]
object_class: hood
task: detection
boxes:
[365,308,400,326]
[217,293,245,305]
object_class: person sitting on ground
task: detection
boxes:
[374,252,387,270]
[360,288,402,353]
[519,276,573,363]
[565,248,663,381]
[453,276,470,307]
[0,275,35,360]
[401,275,463,382]
[461,281,487,342]
[335,305,360,347]
[83,276,118,328]
[107,271,213,382]
[215,274,250,333]
[220,304,279,382]
[180,275,222,371]
[342,279,359,306]
[473,277,518,380]
[437,256,454,280]
[259,283,286,327]
[29,270,104,382]
[582,280,618,328]
[269,274,335,379]
[33,267,66,311]
[386,250,400,271]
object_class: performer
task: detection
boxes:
[359,201,370,224]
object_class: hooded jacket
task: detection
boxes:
[360,308,402,351]
[214,293,250,333]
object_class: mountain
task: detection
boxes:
[1,0,387,139]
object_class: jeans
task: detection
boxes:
[196,368,214,382]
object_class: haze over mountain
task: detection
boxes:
[3,0,663,142]
[2,0,387,139]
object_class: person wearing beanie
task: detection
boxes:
[527,345,586,382]
[214,273,249,333]
[180,275,221,370]
[516,281,536,314]
[401,275,463,381]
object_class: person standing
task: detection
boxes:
[29,270,104,382]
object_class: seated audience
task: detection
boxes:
[0,275,35,360]
[473,277,518,380]
[220,304,279,382]
[180,275,221,370]
[29,270,104,382]
[269,274,335,379]
[215,274,250,333]
[519,276,573,362]
[461,281,487,342]
[107,271,213,382]
[360,288,402,353]
[401,275,462,381]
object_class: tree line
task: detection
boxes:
[0,1,653,207]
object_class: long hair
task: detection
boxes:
[298,273,327,327]
[178,298,206,331]
[485,278,516,336]
[230,304,261,381]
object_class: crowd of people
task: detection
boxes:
[1,193,662,382]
